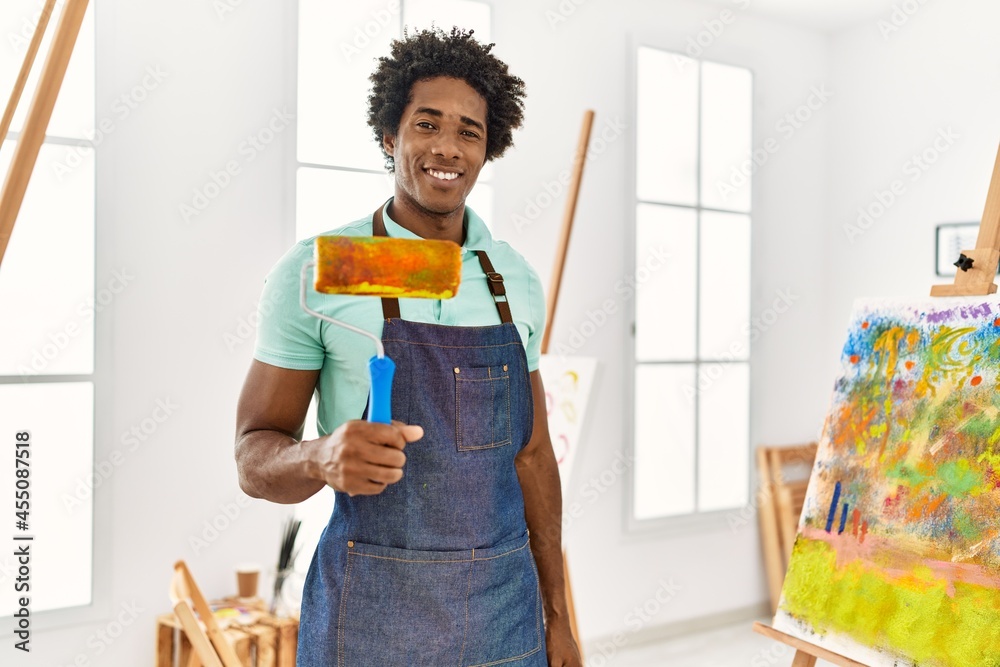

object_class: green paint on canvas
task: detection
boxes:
[936,459,984,497]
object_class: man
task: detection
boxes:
[235,27,581,666]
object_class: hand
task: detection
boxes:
[545,622,583,667]
[306,419,423,496]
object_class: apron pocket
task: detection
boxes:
[462,533,543,666]
[454,364,512,451]
[338,541,472,665]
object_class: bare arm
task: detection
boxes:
[515,370,582,665]
[235,359,423,504]
[235,360,325,503]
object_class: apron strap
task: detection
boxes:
[372,204,402,320]
[371,203,513,325]
[473,249,513,325]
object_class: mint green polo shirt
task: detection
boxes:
[253,198,546,436]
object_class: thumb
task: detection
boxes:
[392,420,424,442]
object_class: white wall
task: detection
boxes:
[824,0,1000,367]
[19,0,997,663]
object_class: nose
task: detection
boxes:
[430,130,462,160]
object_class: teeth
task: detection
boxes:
[427,169,458,181]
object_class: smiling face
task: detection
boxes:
[382,76,488,223]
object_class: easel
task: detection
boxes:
[0,0,90,267]
[753,141,1000,665]
[930,142,1000,296]
[543,108,595,656]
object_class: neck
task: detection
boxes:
[387,195,465,245]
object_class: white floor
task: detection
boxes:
[599,619,836,667]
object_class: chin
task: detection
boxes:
[417,195,465,215]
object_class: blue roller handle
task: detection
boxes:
[367,356,396,424]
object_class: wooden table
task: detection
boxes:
[156,597,298,667]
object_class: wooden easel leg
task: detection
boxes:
[753,622,865,667]
[791,649,818,667]
[0,0,56,146]
[0,0,90,266]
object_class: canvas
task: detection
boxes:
[774,296,1000,667]
[538,354,597,502]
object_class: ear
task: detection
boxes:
[382,133,396,157]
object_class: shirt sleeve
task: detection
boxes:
[524,260,547,373]
[252,240,326,370]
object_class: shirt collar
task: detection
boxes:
[380,196,493,253]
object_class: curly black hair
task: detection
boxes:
[367,26,526,172]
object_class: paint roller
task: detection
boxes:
[300,234,462,424]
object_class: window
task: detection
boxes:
[630,47,752,523]
[0,0,96,613]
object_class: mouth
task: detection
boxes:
[423,167,463,184]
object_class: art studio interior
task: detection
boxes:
[1,0,998,665]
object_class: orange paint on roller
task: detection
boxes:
[314,235,462,299]
[301,233,462,425]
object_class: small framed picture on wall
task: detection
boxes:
[935,222,991,277]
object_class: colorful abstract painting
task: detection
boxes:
[774,297,1000,667]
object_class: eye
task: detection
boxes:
[462,130,481,139]
[416,121,435,129]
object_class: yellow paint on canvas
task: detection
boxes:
[781,538,1000,667]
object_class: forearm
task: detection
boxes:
[516,443,571,629]
[236,430,325,504]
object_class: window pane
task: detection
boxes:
[697,362,749,511]
[403,0,491,39]
[298,0,400,169]
[634,364,695,518]
[0,0,95,138]
[699,211,750,360]
[700,61,752,212]
[296,167,394,241]
[0,382,93,614]
[635,204,695,361]
[0,140,95,375]
[636,47,698,205]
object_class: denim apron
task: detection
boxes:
[297,204,548,666]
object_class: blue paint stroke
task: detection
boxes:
[838,502,849,534]
[826,481,842,533]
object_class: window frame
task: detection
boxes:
[624,34,755,535]
[0,3,110,633]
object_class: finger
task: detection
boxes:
[391,420,424,441]
[353,421,410,450]
[354,461,404,486]
[346,479,391,496]
[399,424,424,442]
[359,442,407,469]
[363,422,423,448]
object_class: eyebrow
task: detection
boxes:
[414,107,485,133]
